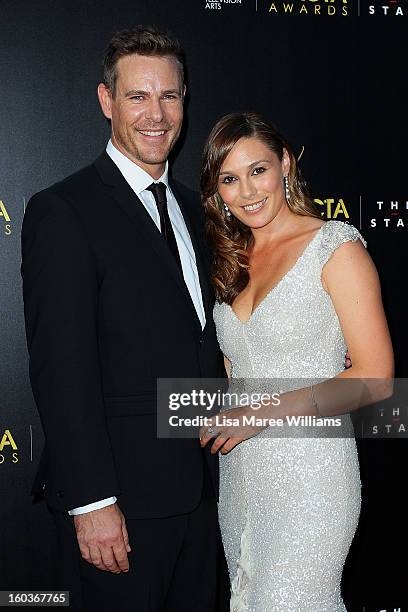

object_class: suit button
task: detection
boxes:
[199,335,204,345]
[42,483,46,491]
[56,490,64,497]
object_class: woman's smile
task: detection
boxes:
[241,197,267,214]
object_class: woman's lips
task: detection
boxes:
[241,197,267,214]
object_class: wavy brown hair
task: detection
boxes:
[201,112,319,305]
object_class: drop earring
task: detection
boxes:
[284,175,290,201]
[223,202,231,218]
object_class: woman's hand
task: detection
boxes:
[199,405,268,455]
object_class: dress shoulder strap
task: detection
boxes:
[318,221,367,269]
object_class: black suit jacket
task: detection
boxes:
[21,152,225,519]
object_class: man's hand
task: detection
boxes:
[73,503,131,573]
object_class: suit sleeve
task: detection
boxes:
[21,190,121,511]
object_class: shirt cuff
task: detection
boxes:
[68,496,117,516]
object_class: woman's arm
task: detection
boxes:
[322,239,394,380]
[280,239,395,423]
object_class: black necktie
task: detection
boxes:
[146,182,182,272]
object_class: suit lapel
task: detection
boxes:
[94,152,203,330]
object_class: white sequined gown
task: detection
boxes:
[213,221,366,612]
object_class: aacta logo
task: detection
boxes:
[314,198,350,219]
[0,200,12,236]
[0,429,19,464]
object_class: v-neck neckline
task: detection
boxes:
[228,223,326,325]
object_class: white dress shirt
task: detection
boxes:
[68,141,206,516]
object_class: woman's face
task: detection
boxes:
[217,136,290,229]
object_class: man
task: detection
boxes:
[21,26,225,612]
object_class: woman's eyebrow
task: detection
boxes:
[219,159,272,175]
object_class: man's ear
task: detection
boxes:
[182,84,187,100]
[97,83,113,120]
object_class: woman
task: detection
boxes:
[199,113,394,611]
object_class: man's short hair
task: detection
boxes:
[102,25,185,96]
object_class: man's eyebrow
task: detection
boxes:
[124,89,182,97]
[125,89,148,97]
[219,159,273,175]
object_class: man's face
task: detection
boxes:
[98,53,185,178]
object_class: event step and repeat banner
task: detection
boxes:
[1,1,406,609]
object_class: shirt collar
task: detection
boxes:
[106,139,169,195]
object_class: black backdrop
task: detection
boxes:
[0,1,406,610]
